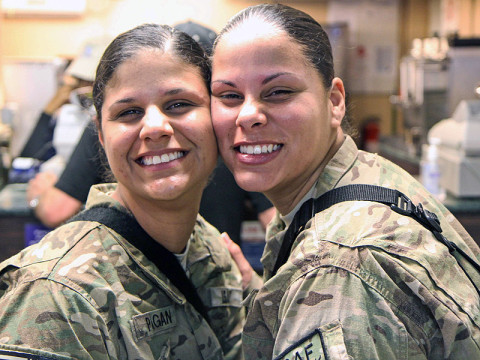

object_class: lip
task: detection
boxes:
[135,149,188,168]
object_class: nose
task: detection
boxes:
[236,98,267,129]
[139,106,174,140]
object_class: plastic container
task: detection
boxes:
[420,137,446,201]
[8,157,40,183]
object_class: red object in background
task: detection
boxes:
[363,120,380,153]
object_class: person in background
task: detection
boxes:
[27,20,275,247]
[211,4,480,359]
[0,23,245,359]
[27,123,109,227]
[24,37,110,227]
[19,37,107,163]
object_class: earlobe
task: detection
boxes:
[94,116,105,147]
[329,77,346,126]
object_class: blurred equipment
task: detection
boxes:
[420,137,445,201]
[2,58,64,158]
[8,157,40,184]
[392,36,480,156]
[323,22,349,85]
[428,100,480,197]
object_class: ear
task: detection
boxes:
[94,115,105,148]
[329,77,346,128]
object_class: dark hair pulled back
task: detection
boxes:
[213,3,334,89]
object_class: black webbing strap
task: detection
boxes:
[68,205,210,323]
[272,184,480,287]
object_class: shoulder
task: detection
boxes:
[0,220,100,274]
[0,220,112,299]
[192,215,231,266]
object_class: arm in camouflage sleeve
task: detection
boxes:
[222,314,244,360]
[0,279,114,360]
[212,265,248,360]
[273,266,430,360]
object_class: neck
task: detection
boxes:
[112,187,200,254]
[269,131,345,215]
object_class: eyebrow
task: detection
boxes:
[211,72,293,88]
[211,80,236,88]
[108,97,135,111]
[262,72,292,85]
[164,88,184,96]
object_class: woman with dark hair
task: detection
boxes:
[211,4,480,359]
[0,24,244,360]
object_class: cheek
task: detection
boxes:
[102,126,134,161]
[211,102,234,133]
[212,119,234,151]
[200,124,218,153]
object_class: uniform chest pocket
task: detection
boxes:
[130,305,223,360]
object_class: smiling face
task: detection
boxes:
[211,18,345,213]
[99,48,217,206]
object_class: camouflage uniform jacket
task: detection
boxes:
[242,136,480,360]
[0,184,245,360]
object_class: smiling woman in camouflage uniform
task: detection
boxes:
[0,24,245,360]
[211,4,480,359]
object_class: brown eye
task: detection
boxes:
[266,89,293,98]
[115,108,144,121]
[214,92,243,107]
[165,101,194,114]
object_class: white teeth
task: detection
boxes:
[141,151,185,165]
[239,144,280,155]
[161,154,169,162]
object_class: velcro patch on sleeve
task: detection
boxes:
[130,306,177,342]
[274,320,349,360]
[209,287,242,307]
[274,330,325,360]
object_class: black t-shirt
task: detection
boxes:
[55,123,108,202]
[19,112,56,161]
[199,158,272,245]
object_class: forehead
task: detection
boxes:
[108,48,199,85]
[213,17,307,71]
[218,16,292,49]
[101,48,209,109]
[226,16,283,40]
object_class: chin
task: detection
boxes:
[234,172,271,193]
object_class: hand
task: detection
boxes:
[221,232,254,290]
[43,83,77,115]
[27,172,58,202]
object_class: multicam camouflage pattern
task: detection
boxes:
[242,136,480,359]
[0,184,245,360]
